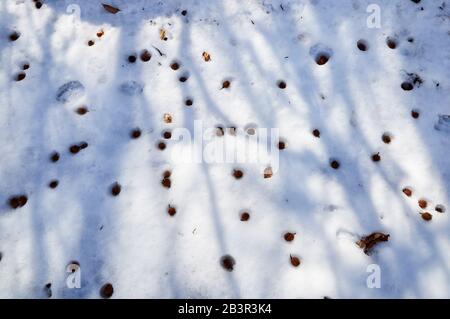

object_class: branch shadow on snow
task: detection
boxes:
[0,0,449,298]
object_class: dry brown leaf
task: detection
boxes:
[163,113,172,123]
[202,51,211,62]
[102,3,120,14]
[264,167,273,179]
[357,232,389,255]
[159,29,167,41]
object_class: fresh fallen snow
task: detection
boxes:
[0,0,449,298]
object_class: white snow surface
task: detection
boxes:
[0,0,449,298]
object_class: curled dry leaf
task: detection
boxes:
[357,232,390,255]
[159,28,167,41]
[264,167,273,179]
[163,113,172,124]
[202,51,211,62]
[102,3,120,14]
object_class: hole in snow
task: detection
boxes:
[401,82,414,91]
[9,31,20,42]
[357,39,369,51]
[386,37,398,49]
[15,72,26,81]
[48,180,59,189]
[277,80,287,89]
[315,53,330,65]
[435,204,446,213]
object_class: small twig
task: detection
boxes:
[152,45,165,57]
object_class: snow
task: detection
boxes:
[0,0,449,298]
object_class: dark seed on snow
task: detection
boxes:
[421,212,432,221]
[161,178,171,188]
[401,82,414,91]
[9,195,28,209]
[382,133,391,144]
[163,131,172,139]
[277,141,286,150]
[22,63,30,70]
[128,55,137,63]
[181,10,187,16]
[100,283,114,298]
[418,199,427,209]
[233,169,243,179]
[157,141,166,150]
[111,182,121,196]
[371,153,381,162]
[220,255,235,271]
[49,180,59,189]
[411,110,420,119]
[315,54,329,65]
[69,145,81,154]
[386,37,397,49]
[168,205,176,216]
[240,212,250,221]
[88,40,95,46]
[284,232,295,242]
[402,187,413,197]
[76,106,88,115]
[131,129,141,139]
[330,159,340,169]
[16,73,26,81]
[9,31,20,41]
[221,80,230,89]
[277,80,286,89]
[50,152,60,162]
[140,50,151,62]
[312,129,320,138]
[179,76,187,82]
[290,255,301,267]
[163,170,171,178]
[170,62,179,70]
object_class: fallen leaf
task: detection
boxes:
[102,3,120,14]
[159,28,167,41]
[264,167,273,179]
[202,51,211,62]
[357,232,389,255]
